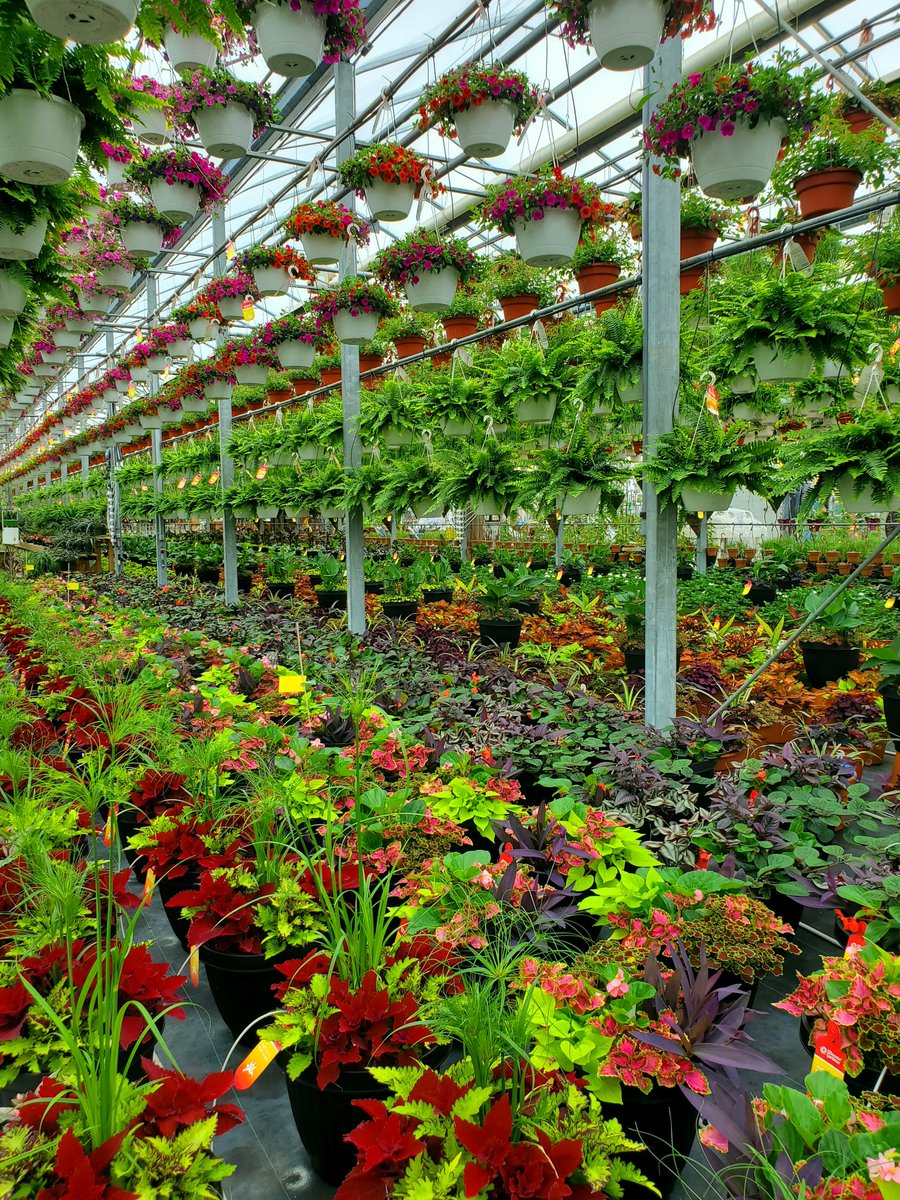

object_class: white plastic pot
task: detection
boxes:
[25,0,137,42]
[146,353,168,372]
[443,417,474,437]
[472,499,501,517]
[179,395,209,412]
[364,178,417,222]
[587,0,664,70]
[454,98,517,158]
[168,339,192,358]
[300,230,342,266]
[97,264,133,293]
[731,402,759,421]
[114,378,132,394]
[730,374,756,395]
[130,366,149,382]
[383,428,414,448]
[513,207,582,267]
[411,498,441,518]
[836,474,899,514]
[33,362,58,378]
[405,267,459,313]
[65,317,93,334]
[164,28,218,73]
[277,339,316,369]
[139,413,163,430]
[752,343,813,383]
[0,217,47,262]
[189,317,212,339]
[0,90,84,185]
[193,101,255,160]
[691,119,787,203]
[122,221,164,257]
[822,359,844,380]
[235,363,269,386]
[253,266,289,296]
[0,316,13,348]
[206,379,234,400]
[52,328,82,349]
[43,347,68,364]
[134,107,168,146]
[254,0,326,76]
[216,296,247,321]
[333,307,380,346]
[517,395,558,425]
[0,273,27,318]
[559,488,602,516]
[616,375,643,406]
[76,290,112,316]
[681,484,735,512]
[149,178,200,224]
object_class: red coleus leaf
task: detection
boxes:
[35,1128,137,1200]
[130,769,189,814]
[17,1078,77,1133]
[409,1068,470,1116]
[455,1093,513,1166]
[0,981,31,1041]
[140,1063,244,1138]
[345,1100,423,1172]
[463,1161,496,1197]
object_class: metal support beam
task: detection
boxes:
[80,455,89,500]
[212,210,239,606]
[146,276,168,588]
[641,37,682,730]
[104,333,123,579]
[696,516,708,576]
[555,518,565,570]
[336,60,365,636]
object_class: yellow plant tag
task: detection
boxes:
[242,299,255,321]
[189,946,200,987]
[190,473,202,486]
[24,563,33,571]
[886,598,895,610]
[208,470,220,485]
[177,477,187,490]
[742,582,751,595]
[225,239,236,262]
[255,463,268,480]
[66,581,79,591]
[278,673,305,694]
[235,1039,282,1089]
[141,868,156,905]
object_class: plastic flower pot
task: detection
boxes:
[411,498,441,517]
[198,944,285,1046]
[404,266,460,312]
[0,316,13,347]
[793,167,862,219]
[253,265,290,295]
[0,217,47,261]
[478,616,522,648]
[799,641,860,688]
[363,177,417,222]
[217,295,248,321]
[881,281,900,315]
[679,226,718,294]
[513,207,582,267]
[97,264,133,292]
[256,505,278,519]
[332,307,380,346]
[559,488,602,516]
[516,395,557,424]
[277,339,316,369]
[316,588,347,610]
[164,28,218,72]
[0,89,84,184]
[206,379,234,400]
[114,377,132,394]
[53,328,82,349]
[587,0,665,70]
[149,178,200,224]
[690,118,787,202]
[615,1083,699,1196]
[423,587,452,604]
[179,395,209,413]
[382,599,418,620]
[300,230,341,265]
[393,334,427,358]
[383,427,414,448]
[134,107,167,145]
[575,262,621,314]
[499,293,539,322]
[122,221,164,257]
[234,363,269,386]
[193,101,255,159]
[168,339,191,358]
[0,273,27,318]
[25,0,136,43]
[138,413,162,429]
[836,474,900,514]
[454,96,517,157]
[105,157,127,187]
[254,0,326,75]
[65,317,93,335]
[320,366,341,386]
[752,343,814,383]
[76,290,112,316]
[681,484,735,512]
[442,416,474,437]
[441,314,478,341]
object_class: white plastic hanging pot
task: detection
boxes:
[277,339,316,369]
[587,0,664,69]
[691,119,787,203]
[731,402,759,421]
[517,395,558,424]
[179,394,209,412]
[189,317,211,339]
[235,363,269,386]
[411,498,441,518]
[105,157,127,188]
[164,28,218,72]
[300,230,342,266]
[134,107,168,146]
[0,273,27,318]
[405,267,459,313]
[0,217,47,261]
[616,374,643,405]
[216,296,247,321]
[43,346,68,364]
[25,0,137,43]
[383,427,414,448]
[364,178,417,222]
[114,378,132,394]
[163,339,189,359]
[472,499,501,517]
[752,342,813,383]
[97,264,133,292]
[836,474,899,514]
[295,444,318,461]
[145,353,168,371]
[76,290,112,316]
[193,101,255,159]
[253,266,289,296]
[513,207,582,267]
[0,316,13,348]
[454,98,517,158]
[730,374,756,394]
[442,417,474,437]
[33,362,57,378]
[52,328,82,349]
[157,407,182,425]
[130,366,149,382]
[254,0,326,76]
[206,379,233,400]
[122,221,164,257]
[0,90,84,185]
[559,488,602,516]
[332,307,380,346]
[822,359,843,380]
[681,484,735,512]
[256,505,278,520]
[149,178,200,224]
[65,316,93,333]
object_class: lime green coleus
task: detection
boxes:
[424,776,526,838]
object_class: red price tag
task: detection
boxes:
[812,1020,846,1078]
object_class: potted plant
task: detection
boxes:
[203,270,261,321]
[644,56,825,201]
[0,173,86,261]
[283,197,370,266]
[796,410,900,514]
[549,0,716,72]
[677,190,735,294]
[104,195,178,258]
[417,62,540,158]
[477,164,612,266]
[440,284,486,343]
[170,67,279,159]
[337,142,439,223]
[311,276,397,346]
[264,310,324,369]
[98,138,137,187]
[571,232,629,313]
[834,77,900,135]
[866,635,900,748]
[850,212,900,314]
[644,411,774,512]
[575,304,644,416]
[436,439,524,519]
[233,243,314,295]
[796,586,864,687]
[373,228,478,312]
[378,453,443,519]
[523,431,630,517]
[248,0,367,78]
[483,326,572,425]
[476,570,541,648]
[487,250,559,322]
[126,146,228,223]
[379,310,436,359]
[264,544,300,598]
[122,75,172,144]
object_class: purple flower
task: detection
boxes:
[721,121,735,136]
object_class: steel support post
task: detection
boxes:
[105,333,123,578]
[696,515,708,575]
[641,37,682,729]
[146,276,168,588]
[81,455,89,499]
[555,517,565,570]
[212,210,239,605]
[335,60,366,635]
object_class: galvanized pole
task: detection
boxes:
[105,331,124,578]
[335,60,366,635]
[80,455,90,499]
[695,515,708,575]
[641,37,682,728]
[146,276,168,587]
[212,209,239,605]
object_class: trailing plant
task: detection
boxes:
[126,148,229,211]
[170,67,280,136]
[311,276,397,323]
[642,412,776,507]
[283,199,370,244]
[417,62,540,138]
[373,229,479,286]
[549,0,716,49]
[337,143,439,198]
[477,165,613,235]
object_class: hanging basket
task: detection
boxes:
[454,97,517,158]
[587,0,665,70]
[217,295,248,321]
[0,272,27,318]
[129,365,149,382]
[383,427,415,448]
[616,374,643,406]
[836,474,899,515]
[0,90,84,185]
[363,178,417,222]
[0,217,47,261]
[189,317,212,339]
[65,316,93,334]
[168,339,192,358]
[0,316,13,348]
[575,262,620,314]
[752,343,813,383]
[193,101,255,160]
[559,488,602,516]
[690,119,787,202]
[332,307,380,346]
[793,167,862,220]
[472,499,502,517]
[235,363,269,386]
[513,207,582,267]
[730,374,756,395]
[516,395,558,425]
[134,107,168,146]
[105,157,127,188]
[499,293,540,322]
[300,230,342,265]
[679,227,718,295]
[76,290,112,316]
[277,339,316,369]
[442,417,474,437]
[53,328,82,349]
[253,266,290,296]
[254,0,326,76]
[681,484,735,512]
[122,221,164,257]
[206,379,234,400]
[145,353,168,371]
[25,0,137,44]
[879,279,900,315]
[149,178,200,224]
[179,394,210,413]
[164,28,218,72]
[97,264,133,293]
[405,266,460,313]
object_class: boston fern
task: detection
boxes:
[437,440,525,514]
[376,454,442,515]
[482,331,574,419]
[643,413,776,507]
[793,410,900,508]
[521,435,631,516]
[573,307,643,411]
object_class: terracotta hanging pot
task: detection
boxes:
[393,334,426,359]
[793,167,862,219]
[679,227,718,295]
[320,367,342,386]
[575,261,621,314]
[499,293,539,323]
[840,107,886,139]
[267,388,292,404]
[880,279,900,315]
[441,315,478,342]
[293,378,316,395]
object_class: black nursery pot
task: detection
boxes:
[800,642,860,688]
[381,599,418,621]
[195,566,220,584]
[883,688,900,748]
[364,580,384,595]
[422,588,453,605]
[198,944,284,1048]
[613,1083,698,1196]
[158,867,199,951]
[477,616,522,649]
[237,572,253,592]
[316,588,347,611]
[285,1065,391,1185]
[625,647,683,674]
[512,597,540,615]
[747,583,777,606]
[268,581,296,600]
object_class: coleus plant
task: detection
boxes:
[283,199,370,244]
[417,62,541,139]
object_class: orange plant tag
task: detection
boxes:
[141,868,156,905]
[189,946,200,987]
[234,1039,282,1089]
